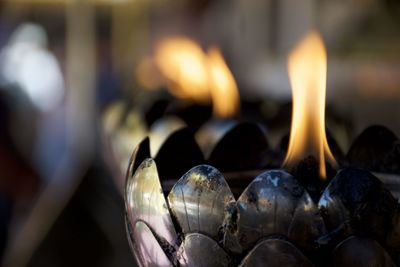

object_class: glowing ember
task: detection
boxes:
[142,37,239,118]
[283,31,337,178]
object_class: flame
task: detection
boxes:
[155,38,210,103]
[152,37,239,118]
[207,47,240,118]
[283,31,337,178]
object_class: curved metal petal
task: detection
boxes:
[131,221,173,267]
[126,158,178,245]
[208,122,269,172]
[318,168,397,244]
[177,233,230,267]
[287,190,326,252]
[126,137,151,180]
[317,181,350,238]
[155,128,205,183]
[329,236,396,267]
[168,165,235,239]
[235,170,325,252]
[239,238,313,267]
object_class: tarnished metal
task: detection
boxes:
[235,170,325,252]
[168,165,235,239]
[178,233,230,267]
[329,236,396,267]
[318,168,397,244]
[238,238,313,267]
[125,163,328,266]
[124,127,400,266]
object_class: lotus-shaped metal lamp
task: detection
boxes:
[124,124,399,267]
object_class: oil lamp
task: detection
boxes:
[124,31,400,266]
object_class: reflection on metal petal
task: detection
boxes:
[318,168,397,244]
[127,137,151,179]
[236,170,324,251]
[132,221,173,267]
[287,189,326,253]
[317,181,350,241]
[126,158,177,245]
[239,238,313,267]
[168,165,235,239]
[178,233,230,267]
[329,236,396,267]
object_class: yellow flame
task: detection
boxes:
[151,37,239,118]
[208,47,240,118]
[155,37,210,102]
[283,31,337,178]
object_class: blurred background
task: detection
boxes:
[0,0,399,266]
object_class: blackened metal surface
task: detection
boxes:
[177,233,230,267]
[319,168,397,245]
[155,128,205,183]
[145,98,170,128]
[239,238,313,267]
[166,102,213,131]
[292,156,335,203]
[329,236,396,267]
[208,122,269,172]
[348,125,400,174]
[234,170,325,253]
[127,137,151,178]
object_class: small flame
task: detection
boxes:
[283,31,337,178]
[155,38,210,103]
[151,37,239,118]
[207,47,240,118]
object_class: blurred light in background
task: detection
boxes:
[0,23,64,112]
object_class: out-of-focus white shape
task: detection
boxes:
[0,23,64,112]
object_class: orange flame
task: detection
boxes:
[151,37,240,118]
[207,47,240,118]
[283,31,337,178]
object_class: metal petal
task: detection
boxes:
[208,122,269,172]
[347,125,400,173]
[195,119,237,158]
[168,165,235,239]
[126,158,178,245]
[235,170,324,252]
[287,190,326,252]
[126,137,151,180]
[318,168,397,244]
[329,236,396,267]
[178,233,230,267]
[131,221,173,267]
[155,128,205,183]
[239,238,313,267]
